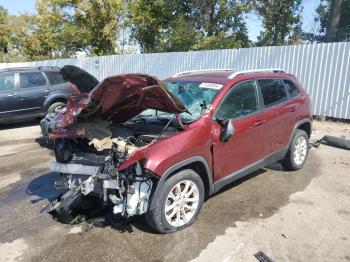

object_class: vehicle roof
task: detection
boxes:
[167,68,290,85]
[166,71,234,85]
[0,66,60,73]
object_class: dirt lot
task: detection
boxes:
[0,119,349,262]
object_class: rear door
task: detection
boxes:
[257,78,294,152]
[283,79,303,124]
[17,71,48,115]
[212,80,271,181]
[0,72,19,119]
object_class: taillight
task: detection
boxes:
[69,82,80,93]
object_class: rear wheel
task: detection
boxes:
[48,102,66,114]
[145,169,204,234]
[282,129,309,171]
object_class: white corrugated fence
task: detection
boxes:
[1,42,349,119]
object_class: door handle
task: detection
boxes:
[7,93,17,97]
[45,89,51,92]
[253,120,267,126]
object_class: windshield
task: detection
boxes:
[164,80,221,121]
[137,80,222,122]
[169,80,222,120]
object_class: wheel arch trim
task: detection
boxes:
[148,156,214,210]
[43,94,68,110]
[288,118,312,147]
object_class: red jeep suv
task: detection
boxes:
[46,68,312,233]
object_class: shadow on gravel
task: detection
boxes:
[35,137,54,150]
[26,172,63,203]
[211,169,267,198]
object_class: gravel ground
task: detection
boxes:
[0,119,349,262]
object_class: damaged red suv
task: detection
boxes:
[46,68,312,233]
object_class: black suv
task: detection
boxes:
[0,65,98,122]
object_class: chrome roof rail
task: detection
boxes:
[172,68,236,78]
[37,66,60,70]
[227,68,285,79]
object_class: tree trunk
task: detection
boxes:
[325,0,343,42]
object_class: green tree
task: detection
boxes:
[254,0,303,46]
[128,0,251,53]
[0,6,9,55]
[160,15,200,52]
[53,0,125,55]
[5,14,34,62]
[182,0,251,50]
[22,0,125,60]
[0,6,29,62]
[22,1,69,60]
[315,0,350,42]
[128,0,174,53]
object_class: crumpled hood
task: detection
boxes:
[61,73,188,127]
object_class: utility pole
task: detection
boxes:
[325,0,343,42]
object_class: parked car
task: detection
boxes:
[0,65,98,123]
[45,69,312,233]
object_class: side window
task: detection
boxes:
[0,73,16,92]
[217,81,259,119]
[45,71,66,85]
[19,72,46,89]
[284,79,300,99]
[258,79,287,108]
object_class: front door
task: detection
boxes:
[212,80,271,181]
[0,72,19,120]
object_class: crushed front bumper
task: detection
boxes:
[47,160,153,221]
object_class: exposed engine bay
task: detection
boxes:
[45,113,180,222]
[43,73,190,222]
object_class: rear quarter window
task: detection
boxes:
[283,79,300,98]
[258,79,287,108]
[45,71,67,85]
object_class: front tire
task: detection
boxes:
[282,129,309,171]
[145,169,204,234]
[48,102,66,114]
[54,139,72,163]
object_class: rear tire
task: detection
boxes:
[282,129,309,171]
[48,102,66,114]
[145,169,204,234]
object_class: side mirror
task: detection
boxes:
[219,119,234,142]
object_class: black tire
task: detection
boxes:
[54,139,72,163]
[145,169,204,234]
[282,129,309,171]
[47,102,66,114]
